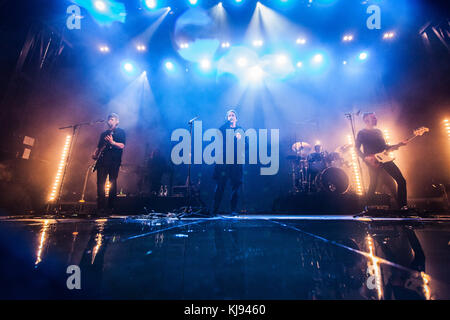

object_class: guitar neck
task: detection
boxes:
[388,134,417,150]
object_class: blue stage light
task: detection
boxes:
[312,54,323,64]
[143,0,157,10]
[164,61,176,72]
[121,61,139,77]
[94,0,107,12]
[188,0,198,5]
[124,63,134,72]
[359,52,368,60]
[200,59,211,71]
[73,0,126,25]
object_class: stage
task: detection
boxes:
[1,213,449,300]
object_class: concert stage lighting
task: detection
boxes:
[347,135,363,195]
[383,32,395,40]
[94,0,107,12]
[312,54,323,64]
[296,38,306,45]
[200,59,212,70]
[73,0,126,25]
[221,42,231,48]
[342,60,347,65]
[444,119,450,140]
[247,65,264,83]
[49,135,71,202]
[359,52,368,60]
[164,61,176,72]
[136,44,146,51]
[237,57,248,67]
[252,39,264,47]
[343,34,354,42]
[296,61,303,68]
[144,0,157,10]
[121,61,139,76]
[276,54,288,65]
[188,0,198,5]
[124,63,134,72]
[218,2,223,8]
[99,45,110,53]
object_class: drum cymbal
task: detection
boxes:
[292,142,312,154]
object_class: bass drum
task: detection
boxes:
[314,167,349,194]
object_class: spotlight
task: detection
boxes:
[248,66,263,82]
[237,57,247,67]
[296,61,303,68]
[164,61,176,72]
[200,59,211,70]
[136,44,146,52]
[218,2,223,7]
[144,0,157,9]
[252,39,263,47]
[296,38,306,45]
[383,32,395,40]
[342,60,347,65]
[312,54,323,64]
[221,42,230,48]
[94,0,107,12]
[359,52,368,60]
[124,63,134,72]
[343,34,354,42]
[256,1,261,8]
[188,0,198,5]
[179,43,189,49]
[276,54,288,65]
[99,45,110,53]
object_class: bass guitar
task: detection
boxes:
[366,126,429,167]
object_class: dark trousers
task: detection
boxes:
[367,161,407,208]
[213,175,241,213]
[97,164,120,210]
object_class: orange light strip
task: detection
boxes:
[382,128,395,158]
[366,235,383,299]
[347,135,363,195]
[444,119,449,140]
[48,135,71,202]
[105,178,110,197]
[35,220,50,265]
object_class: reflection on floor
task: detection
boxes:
[0,214,449,299]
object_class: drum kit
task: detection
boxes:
[288,141,354,194]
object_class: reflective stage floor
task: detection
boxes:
[1,214,449,299]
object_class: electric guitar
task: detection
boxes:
[366,126,429,167]
[92,130,112,172]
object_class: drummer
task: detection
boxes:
[308,143,325,163]
[307,142,327,184]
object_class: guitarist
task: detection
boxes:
[92,113,126,213]
[356,112,407,209]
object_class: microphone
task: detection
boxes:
[188,116,199,124]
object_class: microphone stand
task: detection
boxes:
[49,120,104,214]
[177,117,208,218]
